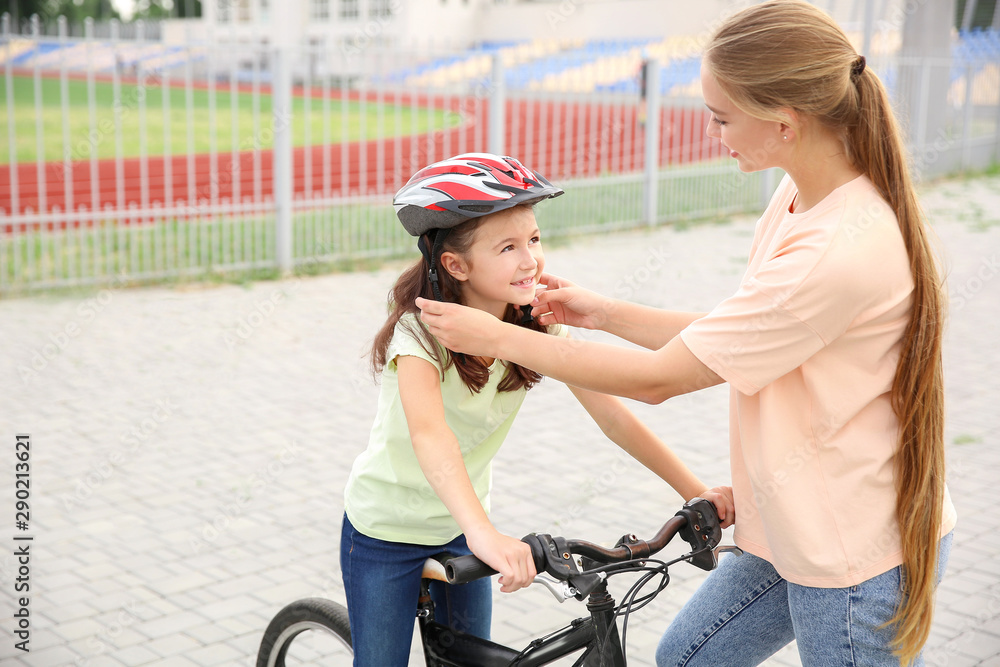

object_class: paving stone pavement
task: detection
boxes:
[1,173,998,666]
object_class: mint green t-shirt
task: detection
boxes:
[344,313,563,545]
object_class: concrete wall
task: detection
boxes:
[395,0,485,44]
[481,0,739,43]
[165,1,918,49]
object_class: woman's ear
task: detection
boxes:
[777,108,799,143]
[439,251,469,281]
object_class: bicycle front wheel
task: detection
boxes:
[256,597,353,667]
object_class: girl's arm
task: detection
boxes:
[532,273,705,350]
[397,355,536,592]
[566,384,735,527]
[416,297,723,404]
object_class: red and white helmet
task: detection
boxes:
[394,153,564,236]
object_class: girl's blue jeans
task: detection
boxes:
[340,514,492,666]
[656,531,953,666]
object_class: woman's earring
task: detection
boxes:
[783,135,788,141]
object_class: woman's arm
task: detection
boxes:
[397,355,536,592]
[416,298,724,404]
[567,384,734,527]
[532,273,705,350]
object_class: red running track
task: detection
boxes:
[0,96,723,226]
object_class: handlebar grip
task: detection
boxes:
[444,555,497,584]
[676,497,723,571]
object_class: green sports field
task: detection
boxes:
[0,75,459,164]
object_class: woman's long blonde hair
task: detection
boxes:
[705,1,945,663]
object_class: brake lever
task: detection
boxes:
[715,544,743,559]
[532,574,578,603]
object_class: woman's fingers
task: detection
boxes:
[415,296,445,320]
[538,272,571,290]
[697,487,736,529]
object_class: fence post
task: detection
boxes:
[861,0,875,60]
[995,73,1000,164]
[32,14,46,218]
[489,52,505,156]
[273,37,294,274]
[642,58,660,226]
[961,63,974,171]
[3,13,19,220]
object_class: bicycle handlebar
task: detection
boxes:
[444,498,722,590]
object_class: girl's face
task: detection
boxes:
[700,65,786,173]
[442,206,544,319]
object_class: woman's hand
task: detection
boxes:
[465,526,537,593]
[416,297,503,357]
[697,486,736,529]
[531,273,613,330]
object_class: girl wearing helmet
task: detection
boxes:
[341,153,733,665]
[415,4,956,665]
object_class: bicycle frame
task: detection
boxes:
[415,570,626,667]
[414,497,731,666]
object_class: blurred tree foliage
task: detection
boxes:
[1,0,119,24]
[0,0,201,24]
[956,0,998,29]
[132,0,202,19]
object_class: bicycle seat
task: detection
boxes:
[421,555,451,582]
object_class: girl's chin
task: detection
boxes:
[511,291,537,306]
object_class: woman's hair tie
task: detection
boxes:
[851,55,867,78]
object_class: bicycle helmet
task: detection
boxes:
[394,153,563,301]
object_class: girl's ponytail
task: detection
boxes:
[849,69,946,664]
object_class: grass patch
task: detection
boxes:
[1,75,458,163]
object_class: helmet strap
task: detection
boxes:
[418,229,451,302]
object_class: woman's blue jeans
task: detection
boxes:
[656,532,953,667]
[340,514,492,666]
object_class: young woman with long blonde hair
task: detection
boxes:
[415,2,956,664]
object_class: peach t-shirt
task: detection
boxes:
[681,174,956,588]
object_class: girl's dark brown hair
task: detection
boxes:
[706,1,945,661]
[369,205,546,393]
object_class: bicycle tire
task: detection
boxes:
[256,597,352,667]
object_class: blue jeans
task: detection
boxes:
[340,514,492,666]
[656,532,953,667]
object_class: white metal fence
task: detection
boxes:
[2,14,999,293]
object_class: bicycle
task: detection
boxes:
[255,497,741,666]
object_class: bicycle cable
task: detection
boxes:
[585,548,713,666]
[616,549,712,619]
[508,618,590,663]
[617,565,672,665]
[575,557,671,666]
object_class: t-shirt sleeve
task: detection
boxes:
[681,200,894,395]
[385,315,442,373]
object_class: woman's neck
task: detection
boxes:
[784,130,862,213]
